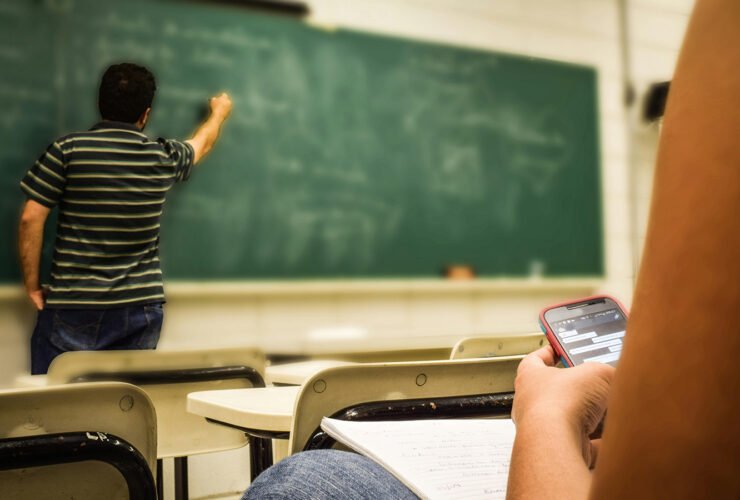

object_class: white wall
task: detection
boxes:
[627,0,694,265]
[0,1,695,498]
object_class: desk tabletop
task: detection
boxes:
[14,374,48,388]
[266,360,354,385]
[261,334,463,358]
[187,386,300,433]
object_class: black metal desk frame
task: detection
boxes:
[0,431,156,499]
[71,365,265,500]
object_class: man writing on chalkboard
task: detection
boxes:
[17,62,232,374]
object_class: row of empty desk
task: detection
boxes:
[3,333,545,499]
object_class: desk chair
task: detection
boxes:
[265,334,543,388]
[289,356,522,455]
[450,333,545,360]
[0,382,156,499]
[47,347,266,500]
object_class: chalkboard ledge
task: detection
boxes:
[163,278,601,297]
[0,286,25,301]
[0,278,602,301]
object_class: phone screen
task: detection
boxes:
[548,307,626,366]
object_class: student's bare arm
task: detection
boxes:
[18,200,51,310]
[186,92,233,164]
[507,346,614,499]
[591,0,740,498]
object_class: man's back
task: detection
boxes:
[21,121,194,308]
[18,62,230,374]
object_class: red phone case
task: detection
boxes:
[539,294,629,366]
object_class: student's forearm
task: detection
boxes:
[18,217,45,293]
[508,411,592,500]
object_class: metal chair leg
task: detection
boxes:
[156,459,164,500]
[174,456,188,500]
[248,435,273,481]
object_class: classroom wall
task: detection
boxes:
[627,0,693,265]
[0,1,695,498]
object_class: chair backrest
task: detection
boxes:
[450,333,545,359]
[0,382,156,499]
[47,347,265,458]
[289,356,522,454]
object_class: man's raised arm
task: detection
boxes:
[186,92,233,165]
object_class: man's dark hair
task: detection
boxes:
[98,63,156,123]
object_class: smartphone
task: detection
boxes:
[539,295,628,367]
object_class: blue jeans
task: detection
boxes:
[30,303,164,375]
[243,450,419,500]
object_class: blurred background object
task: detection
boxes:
[642,81,670,122]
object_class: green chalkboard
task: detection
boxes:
[0,0,603,281]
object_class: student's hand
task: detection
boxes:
[27,287,45,311]
[209,92,233,120]
[512,346,615,464]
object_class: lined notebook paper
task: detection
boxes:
[320,418,516,500]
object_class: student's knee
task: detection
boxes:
[243,449,418,500]
[243,450,359,500]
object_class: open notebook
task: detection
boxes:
[320,418,516,500]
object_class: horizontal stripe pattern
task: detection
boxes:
[59,222,161,232]
[20,121,195,308]
[63,198,167,206]
[52,269,163,282]
[54,257,161,271]
[46,293,166,306]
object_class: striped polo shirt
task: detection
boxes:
[20,121,194,309]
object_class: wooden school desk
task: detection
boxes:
[263,334,464,363]
[13,374,47,387]
[188,357,521,479]
[187,386,299,479]
[266,360,353,385]
[15,360,351,388]
[187,386,298,435]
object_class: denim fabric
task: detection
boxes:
[31,303,163,375]
[243,450,419,500]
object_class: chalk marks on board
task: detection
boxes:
[0,84,53,105]
[0,0,24,16]
[0,45,23,62]
[162,21,272,51]
[252,192,403,270]
[430,144,485,201]
[397,51,571,232]
[0,1,55,134]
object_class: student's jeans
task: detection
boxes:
[30,303,164,375]
[243,449,419,500]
